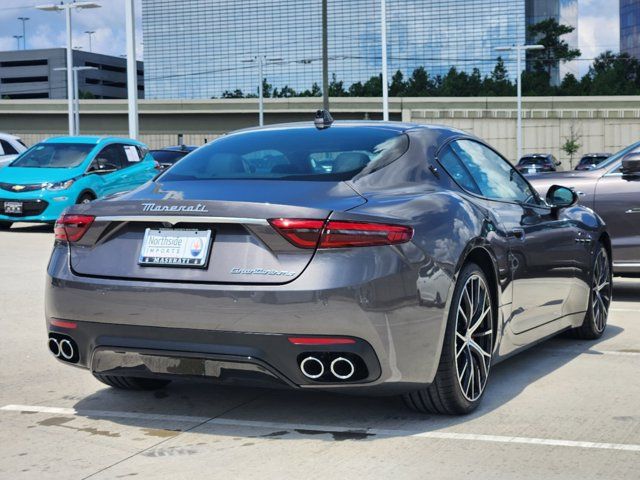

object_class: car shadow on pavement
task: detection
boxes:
[70,320,624,441]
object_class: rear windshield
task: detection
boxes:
[518,157,547,166]
[11,143,94,169]
[159,126,409,181]
[151,150,189,165]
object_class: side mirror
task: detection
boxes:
[621,153,640,176]
[546,184,578,213]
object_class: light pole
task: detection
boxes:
[18,17,29,49]
[380,0,389,121]
[85,30,95,52]
[36,2,101,136]
[495,44,544,163]
[54,66,97,135]
[13,35,22,50]
[242,56,283,126]
[125,0,138,139]
[321,0,329,112]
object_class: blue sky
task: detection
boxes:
[0,0,619,77]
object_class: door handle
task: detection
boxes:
[625,207,640,214]
[509,228,525,240]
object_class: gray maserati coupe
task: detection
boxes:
[45,114,611,414]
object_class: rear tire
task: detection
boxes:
[0,221,12,230]
[569,244,611,340]
[403,262,494,414]
[93,373,171,391]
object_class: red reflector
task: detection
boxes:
[268,218,325,248]
[269,218,413,249]
[288,337,356,345]
[54,214,94,242]
[50,318,77,329]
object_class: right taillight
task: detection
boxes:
[54,214,95,242]
[269,218,413,249]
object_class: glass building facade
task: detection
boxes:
[142,0,574,99]
[621,0,640,59]
[525,0,579,83]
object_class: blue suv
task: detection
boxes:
[0,136,158,228]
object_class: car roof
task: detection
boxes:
[581,153,610,157]
[152,145,198,152]
[521,153,551,158]
[41,136,146,146]
[229,120,460,136]
[0,132,20,141]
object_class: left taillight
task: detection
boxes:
[269,218,413,249]
[54,214,95,242]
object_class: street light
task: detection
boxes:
[54,66,98,136]
[36,2,101,136]
[380,0,389,121]
[13,35,22,50]
[85,30,95,52]
[495,44,544,163]
[17,17,29,50]
[242,56,283,126]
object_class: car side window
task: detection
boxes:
[450,139,539,204]
[94,144,127,171]
[0,139,18,155]
[123,144,143,166]
[437,145,482,195]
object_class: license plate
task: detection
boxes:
[139,228,212,267]
[4,201,22,214]
[528,167,536,174]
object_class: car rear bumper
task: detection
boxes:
[46,243,453,392]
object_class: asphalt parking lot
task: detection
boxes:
[1,223,639,480]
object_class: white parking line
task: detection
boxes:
[3,404,640,453]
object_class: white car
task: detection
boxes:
[0,133,28,168]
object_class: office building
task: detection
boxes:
[142,0,578,99]
[621,0,640,58]
[0,48,143,100]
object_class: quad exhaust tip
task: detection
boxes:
[330,357,355,380]
[300,356,324,379]
[59,339,75,360]
[48,338,60,357]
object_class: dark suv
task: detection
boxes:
[516,153,561,174]
[575,153,611,171]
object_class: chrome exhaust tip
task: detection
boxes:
[48,338,60,357]
[59,339,74,360]
[300,356,324,379]
[330,357,355,380]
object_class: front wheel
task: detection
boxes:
[403,263,494,414]
[569,244,611,340]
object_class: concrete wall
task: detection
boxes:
[1,96,640,167]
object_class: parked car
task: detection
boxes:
[575,153,611,171]
[46,118,610,415]
[0,136,158,229]
[0,132,28,168]
[516,153,561,174]
[529,142,640,275]
[150,145,198,170]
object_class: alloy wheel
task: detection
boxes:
[591,249,611,333]
[455,274,493,402]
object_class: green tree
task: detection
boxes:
[587,51,640,95]
[262,78,273,98]
[405,67,435,96]
[561,124,581,168]
[221,89,244,98]
[328,73,348,96]
[483,57,515,96]
[527,18,581,81]
[389,69,406,96]
[299,82,322,97]
[558,73,583,95]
